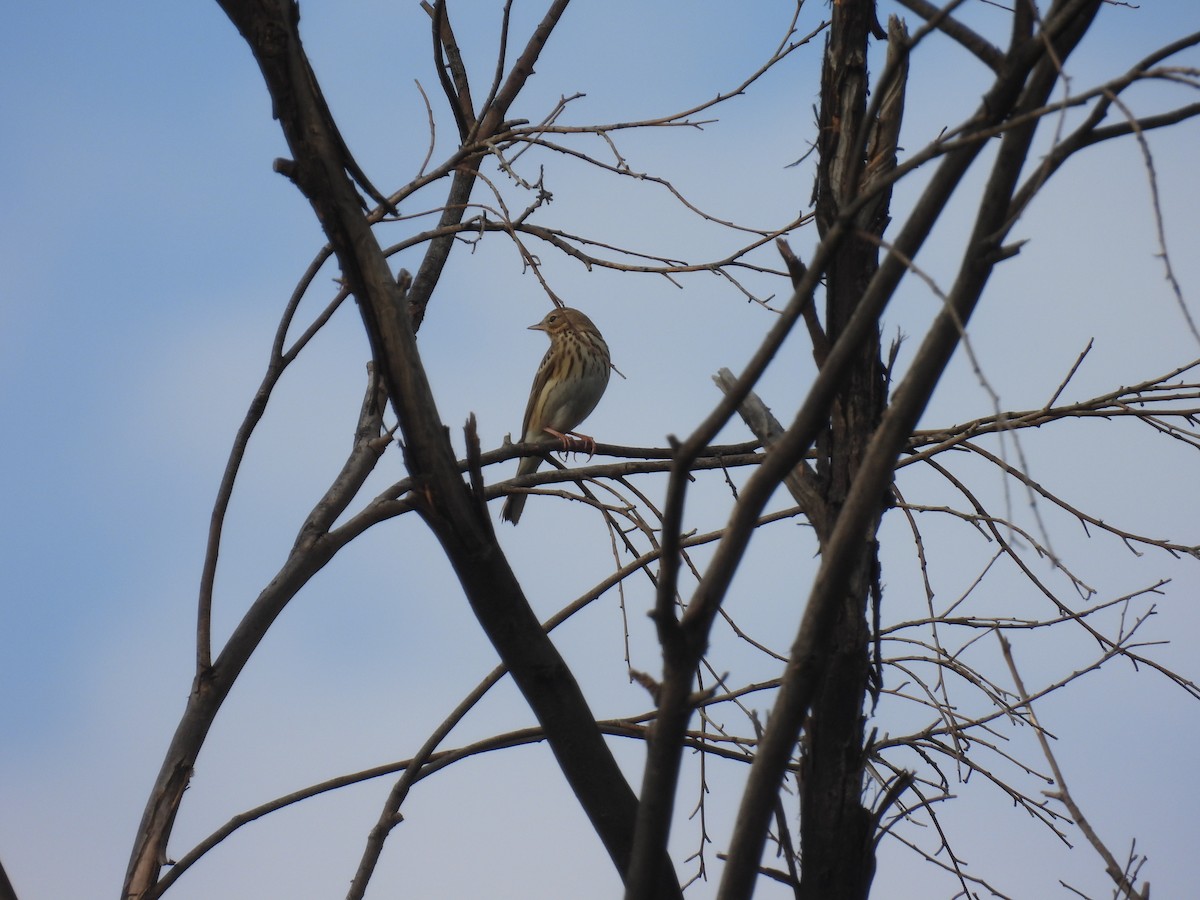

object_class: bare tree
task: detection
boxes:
[114,2,1199,899]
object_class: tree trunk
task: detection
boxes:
[802,1,899,896]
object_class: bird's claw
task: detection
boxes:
[543,427,597,460]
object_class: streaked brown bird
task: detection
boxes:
[501,307,611,525]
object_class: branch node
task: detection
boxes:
[273,157,297,180]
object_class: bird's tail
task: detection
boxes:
[500,454,542,525]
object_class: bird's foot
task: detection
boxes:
[543,427,597,459]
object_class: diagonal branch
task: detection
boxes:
[999,635,1150,899]
[130,2,681,898]
[407,0,571,329]
[892,0,1004,70]
[717,2,1107,894]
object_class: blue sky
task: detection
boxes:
[3,2,1199,898]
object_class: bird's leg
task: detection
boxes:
[542,426,572,451]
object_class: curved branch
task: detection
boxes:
[125,367,391,899]
[195,251,340,671]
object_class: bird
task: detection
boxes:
[501,307,611,525]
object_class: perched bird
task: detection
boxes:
[501,307,611,525]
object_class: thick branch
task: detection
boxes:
[129,3,679,898]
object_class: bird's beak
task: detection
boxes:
[528,321,546,332]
